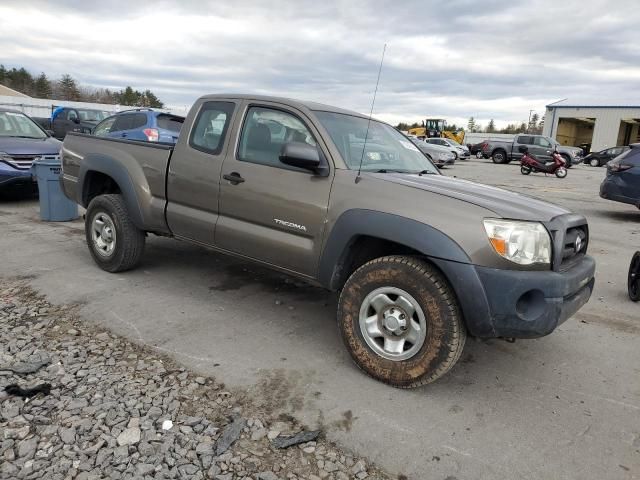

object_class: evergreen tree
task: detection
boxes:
[34,73,52,98]
[467,117,476,133]
[529,113,539,132]
[486,119,496,133]
[143,89,163,108]
[57,74,81,101]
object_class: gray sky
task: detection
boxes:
[1,0,638,127]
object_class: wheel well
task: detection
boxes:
[333,236,423,289]
[83,171,121,206]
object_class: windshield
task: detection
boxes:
[0,111,47,139]
[78,110,109,122]
[315,111,439,174]
[446,139,461,146]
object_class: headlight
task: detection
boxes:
[483,219,551,266]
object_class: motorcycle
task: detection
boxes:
[519,146,568,178]
[629,252,640,302]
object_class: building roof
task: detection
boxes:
[547,98,640,109]
[0,83,30,98]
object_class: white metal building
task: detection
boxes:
[543,99,640,153]
[0,90,189,119]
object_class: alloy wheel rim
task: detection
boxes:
[91,212,117,257]
[359,287,427,361]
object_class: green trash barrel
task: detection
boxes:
[31,159,79,222]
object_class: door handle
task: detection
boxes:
[223,172,245,184]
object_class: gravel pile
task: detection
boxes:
[0,279,391,480]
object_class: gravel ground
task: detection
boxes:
[0,278,390,480]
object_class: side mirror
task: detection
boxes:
[73,117,80,124]
[46,129,54,136]
[280,142,327,175]
[518,145,528,154]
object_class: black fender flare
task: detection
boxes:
[318,209,471,290]
[78,154,145,229]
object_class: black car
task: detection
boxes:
[469,140,489,158]
[34,107,110,140]
[583,145,630,167]
[600,144,640,208]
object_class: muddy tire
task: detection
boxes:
[337,256,466,388]
[85,194,145,273]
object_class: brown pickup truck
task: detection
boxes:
[60,94,595,388]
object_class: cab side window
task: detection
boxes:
[238,107,316,169]
[67,110,78,122]
[189,101,235,155]
[534,137,552,148]
[517,135,533,145]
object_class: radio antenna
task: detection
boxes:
[356,43,386,184]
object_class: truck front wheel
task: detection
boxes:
[337,256,466,388]
[85,194,145,273]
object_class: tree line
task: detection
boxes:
[0,65,164,108]
[396,114,545,136]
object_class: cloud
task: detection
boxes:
[1,0,638,127]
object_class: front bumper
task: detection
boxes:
[0,165,35,189]
[433,255,595,338]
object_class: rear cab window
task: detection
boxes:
[189,102,235,155]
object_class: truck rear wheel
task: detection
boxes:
[85,194,145,272]
[337,256,466,388]
[492,150,507,164]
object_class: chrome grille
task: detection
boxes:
[5,154,60,170]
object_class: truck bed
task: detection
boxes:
[60,133,174,234]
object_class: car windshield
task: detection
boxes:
[446,139,461,146]
[0,111,47,139]
[79,110,109,122]
[315,111,439,174]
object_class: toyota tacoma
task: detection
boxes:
[59,94,595,388]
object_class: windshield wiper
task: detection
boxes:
[416,170,437,176]
[8,135,43,139]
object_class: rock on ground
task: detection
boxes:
[0,278,390,479]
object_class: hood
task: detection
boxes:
[559,145,583,154]
[372,172,569,222]
[415,142,454,154]
[0,136,62,156]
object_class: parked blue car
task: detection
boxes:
[0,108,61,192]
[600,143,640,209]
[92,109,184,144]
